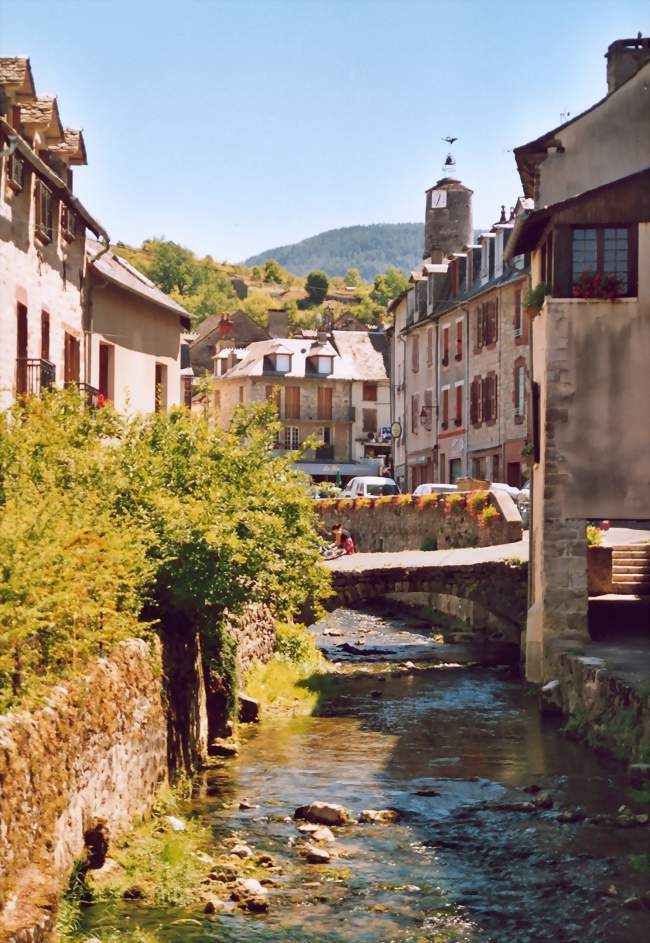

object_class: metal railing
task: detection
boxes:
[15,358,56,396]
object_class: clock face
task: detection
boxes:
[431,189,447,209]
[390,421,402,439]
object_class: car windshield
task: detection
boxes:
[367,482,398,496]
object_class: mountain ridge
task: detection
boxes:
[244,222,424,281]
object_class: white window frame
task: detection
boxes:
[284,425,299,450]
[316,355,333,374]
[516,366,526,417]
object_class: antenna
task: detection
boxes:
[441,136,458,177]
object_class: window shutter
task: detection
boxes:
[470,379,477,424]
[35,180,42,230]
[494,298,499,342]
[476,306,483,348]
[492,374,498,420]
[455,385,462,424]
[481,377,487,421]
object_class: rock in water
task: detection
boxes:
[359,809,400,824]
[231,843,254,859]
[311,826,335,843]
[304,843,331,864]
[204,895,229,914]
[164,815,186,832]
[294,802,351,825]
[540,679,563,716]
[239,693,260,724]
[210,738,239,757]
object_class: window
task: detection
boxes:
[64,332,80,385]
[514,362,526,420]
[470,377,478,425]
[7,151,25,191]
[239,386,245,403]
[317,426,332,446]
[182,376,193,408]
[492,454,500,482]
[265,385,281,413]
[99,344,114,401]
[362,382,377,402]
[426,328,433,366]
[558,225,636,298]
[35,180,54,242]
[411,335,419,372]
[482,373,497,423]
[61,204,77,241]
[455,320,463,361]
[316,355,333,374]
[284,426,299,450]
[423,389,433,431]
[513,288,523,337]
[442,326,449,366]
[317,386,332,420]
[274,353,291,372]
[362,408,377,433]
[472,457,486,479]
[41,310,50,362]
[571,227,629,294]
[485,300,498,346]
[285,385,300,419]
[476,305,484,349]
[154,363,167,412]
[454,383,463,427]
[441,388,449,429]
[411,394,419,433]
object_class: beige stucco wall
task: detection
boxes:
[350,379,390,462]
[537,62,650,206]
[546,222,650,519]
[90,281,183,414]
[0,160,86,411]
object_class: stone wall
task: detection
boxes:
[587,546,613,595]
[0,639,168,941]
[545,639,650,764]
[224,603,277,675]
[316,493,522,553]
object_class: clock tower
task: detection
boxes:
[423,177,473,261]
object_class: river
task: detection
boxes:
[79,607,650,942]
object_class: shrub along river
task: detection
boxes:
[78,609,649,943]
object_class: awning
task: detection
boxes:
[292,461,381,477]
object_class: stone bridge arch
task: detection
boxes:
[327,560,528,640]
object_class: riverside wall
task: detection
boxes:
[316,492,522,553]
[0,603,277,942]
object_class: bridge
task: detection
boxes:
[324,541,529,641]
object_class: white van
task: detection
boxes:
[341,476,400,498]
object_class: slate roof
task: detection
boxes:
[48,128,87,165]
[19,96,63,140]
[220,331,389,382]
[87,239,191,321]
[0,57,35,93]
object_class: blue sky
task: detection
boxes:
[1,0,647,263]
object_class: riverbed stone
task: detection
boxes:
[304,844,331,864]
[231,843,254,859]
[294,802,351,826]
[238,694,260,724]
[164,815,185,832]
[311,826,335,843]
[239,799,259,810]
[123,884,145,900]
[540,679,563,716]
[623,896,642,910]
[534,792,554,810]
[210,738,239,757]
[359,809,400,824]
[203,894,230,914]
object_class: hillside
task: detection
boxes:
[244,223,424,281]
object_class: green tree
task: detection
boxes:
[305,270,329,305]
[344,267,363,287]
[263,259,283,284]
[372,266,409,307]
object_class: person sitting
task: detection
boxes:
[332,523,356,555]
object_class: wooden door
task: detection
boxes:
[64,333,80,384]
[41,311,50,361]
[99,344,111,399]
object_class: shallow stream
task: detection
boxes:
[80,608,650,942]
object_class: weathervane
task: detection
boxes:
[441,136,458,177]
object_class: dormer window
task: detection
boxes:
[316,356,333,374]
[264,351,292,373]
[7,151,25,191]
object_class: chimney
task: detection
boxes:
[606,36,650,94]
[267,309,289,338]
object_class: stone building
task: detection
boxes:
[210,330,390,481]
[0,57,188,414]
[188,309,271,377]
[387,171,530,491]
[506,37,650,681]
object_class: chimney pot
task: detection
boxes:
[606,36,650,93]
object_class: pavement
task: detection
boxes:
[325,538,529,572]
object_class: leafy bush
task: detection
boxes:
[586,525,603,546]
[466,490,489,514]
[480,505,499,527]
[275,621,319,664]
[421,536,438,552]
[445,492,465,513]
[0,390,330,712]
[305,270,329,304]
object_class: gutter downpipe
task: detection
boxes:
[460,304,470,476]
[83,239,111,388]
[399,330,408,490]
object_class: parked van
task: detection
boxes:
[341,476,400,498]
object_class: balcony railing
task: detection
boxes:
[280,408,355,423]
[78,383,101,409]
[15,358,56,396]
[315,445,335,460]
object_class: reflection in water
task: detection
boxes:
[81,608,650,943]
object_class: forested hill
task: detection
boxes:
[244,223,424,281]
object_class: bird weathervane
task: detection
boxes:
[441,137,458,176]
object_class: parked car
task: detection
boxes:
[341,476,400,498]
[489,482,521,500]
[516,480,530,527]
[412,482,459,496]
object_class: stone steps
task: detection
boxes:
[610,545,650,593]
